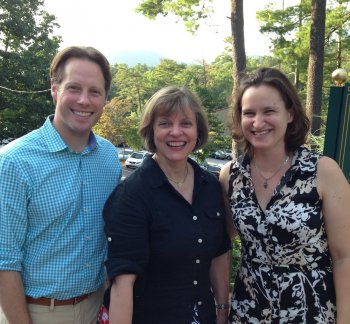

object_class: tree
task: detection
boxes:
[324,1,350,72]
[230,0,246,89]
[136,0,213,33]
[94,98,143,150]
[306,0,326,136]
[148,58,187,90]
[257,0,350,138]
[256,1,312,89]
[112,63,151,114]
[136,0,246,92]
[0,0,61,140]
[94,98,132,146]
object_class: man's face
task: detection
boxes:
[51,57,106,144]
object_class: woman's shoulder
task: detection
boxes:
[317,155,344,181]
[317,155,349,198]
[108,165,153,199]
[219,160,241,193]
[103,168,153,220]
[219,161,232,181]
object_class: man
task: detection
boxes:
[0,46,122,324]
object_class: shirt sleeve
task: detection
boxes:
[0,154,28,271]
[103,181,150,281]
[217,230,232,257]
[212,204,232,257]
[207,178,232,257]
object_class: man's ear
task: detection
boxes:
[51,79,58,103]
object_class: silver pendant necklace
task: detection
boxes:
[254,156,290,189]
[166,163,189,188]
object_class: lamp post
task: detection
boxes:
[331,68,348,86]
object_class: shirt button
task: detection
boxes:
[107,237,112,242]
[198,238,203,243]
[216,212,221,216]
[86,263,91,267]
[86,236,90,240]
[198,301,202,305]
[193,216,197,220]
[196,259,200,264]
[193,280,198,285]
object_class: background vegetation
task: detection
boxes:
[1,0,349,151]
[1,0,349,287]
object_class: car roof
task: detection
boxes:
[130,150,151,156]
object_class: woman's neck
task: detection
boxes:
[153,154,188,180]
[252,148,290,172]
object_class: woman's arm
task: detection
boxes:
[109,274,137,324]
[317,156,350,324]
[220,162,238,239]
[104,181,150,324]
[209,251,231,324]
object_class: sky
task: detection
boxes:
[43,0,297,65]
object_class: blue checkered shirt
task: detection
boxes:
[0,116,122,299]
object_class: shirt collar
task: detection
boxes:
[139,155,209,189]
[41,115,97,153]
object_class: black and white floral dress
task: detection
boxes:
[228,146,336,324]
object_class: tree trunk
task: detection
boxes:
[231,0,246,92]
[230,0,246,159]
[306,0,326,136]
[336,31,342,68]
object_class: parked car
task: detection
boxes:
[210,150,227,160]
[118,148,133,160]
[200,161,222,178]
[125,151,152,169]
[224,149,233,160]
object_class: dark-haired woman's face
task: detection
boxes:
[241,85,293,153]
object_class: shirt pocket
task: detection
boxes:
[203,206,226,220]
[203,206,230,256]
[203,206,227,238]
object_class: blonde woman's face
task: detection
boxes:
[153,108,198,163]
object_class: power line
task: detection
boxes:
[0,85,50,94]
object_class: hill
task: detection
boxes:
[109,50,165,66]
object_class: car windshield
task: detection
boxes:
[131,152,144,159]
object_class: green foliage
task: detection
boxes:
[94,98,143,150]
[307,133,325,153]
[112,63,151,114]
[256,1,311,81]
[205,112,229,152]
[108,56,233,150]
[256,0,350,139]
[125,112,143,150]
[94,98,133,146]
[256,0,350,86]
[136,0,214,33]
[230,237,241,286]
[0,0,61,141]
